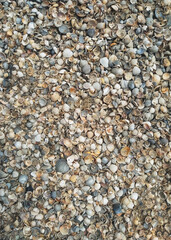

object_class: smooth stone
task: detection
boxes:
[86,176,95,186]
[132,88,139,96]
[146,17,153,26]
[136,48,145,55]
[86,28,95,37]
[128,81,135,89]
[82,64,91,74]
[109,164,118,173]
[102,157,108,164]
[58,25,69,34]
[0,170,8,179]
[113,202,122,214]
[100,57,109,68]
[3,62,9,69]
[39,98,47,107]
[79,35,85,43]
[133,66,141,75]
[19,175,28,184]
[160,138,168,145]
[149,45,159,53]
[2,79,10,88]
[54,204,62,212]
[121,80,128,89]
[16,17,22,24]
[63,48,73,58]
[56,159,69,173]
[93,82,101,91]
[51,191,57,199]
[145,100,152,107]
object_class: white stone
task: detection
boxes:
[15,141,22,149]
[63,104,70,112]
[109,164,118,173]
[133,66,141,75]
[63,48,73,58]
[35,134,41,142]
[93,82,101,91]
[131,192,139,200]
[107,143,114,152]
[100,57,109,68]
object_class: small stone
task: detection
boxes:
[82,64,91,74]
[86,176,95,186]
[19,175,28,184]
[100,57,109,68]
[35,134,41,142]
[0,170,8,179]
[107,143,115,152]
[132,88,139,96]
[54,204,62,212]
[160,138,168,145]
[58,25,69,34]
[93,82,101,91]
[63,48,73,58]
[113,202,122,214]
[128,81,135,90]
[56,159,70,173]
[86,28,95,37]
[15,141,22,149]
[131,192,139,200]
[149,45,159,53]
[133,66,141,75]
[109,164,118,173]
[39,98,47,107]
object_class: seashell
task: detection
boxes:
[56,159,70,173]
[23,226,31,236]
[33,186,43,197]
[120,146,130,157]
[16,186,24,193]
[60,224,70,235]
[84,155,94,164]
[63,138,73,148]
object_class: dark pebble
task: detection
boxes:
[160,138,168,145]
[113,202,122,214]
[86,28,95,37]
[128,81,135,90]
[25,185,33,193]
[2,78,10,88]
[58,25,70,34]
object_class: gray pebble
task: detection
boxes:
[51,191,57,199]
[16,17,22,24]
[86,176,95,186]
[102,157,108,164]
[128,81,135,90]
[54,204,62,212]
[145,100,152,107]
[0,170,8,179]
[58,25,69,34]
[132,88,139,96]
[82,64,91,74]
[39,98,47,107]
[3,62,9,70]
[56,159,70,173]
[129,138,136,143]
[86,28,95,37]
[160,138,168,145]
[146,17,153,27]
[149,46,158,53]
[19,175,28,184]
[121,80,128,89]
[79,35,85,43]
